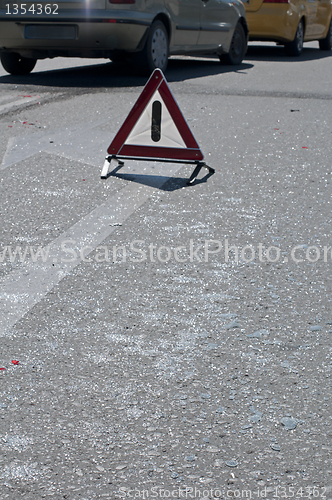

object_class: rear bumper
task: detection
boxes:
[0,14,150,56]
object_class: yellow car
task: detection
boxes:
[244,0,332,55]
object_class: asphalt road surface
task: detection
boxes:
[0,42,331,500]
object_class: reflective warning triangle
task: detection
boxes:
[107,69,204,162]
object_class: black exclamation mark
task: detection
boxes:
[151,100,162,142]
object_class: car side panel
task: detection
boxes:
[245,0,332,43]
[197,0,235,50]
[164,0,200,48]
[313,0,332,37]
[244,0,265,13]
[246,5,298,42]
[303,0,319,38]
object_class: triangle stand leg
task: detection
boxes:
[100,157,111,179]
[101,155,214,184]
[187,162,215,185]
[101,156,125,179]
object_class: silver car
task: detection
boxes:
[0,0,248,75]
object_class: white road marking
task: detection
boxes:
[0,97,39,114]
[0,92,52,116]
[1,136,15,168]
[1,119,114,170]
[0,160,186,335]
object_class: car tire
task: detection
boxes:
[219,22,247,65]
[1,52,37,75]
[319,19,332,50]
[136,20,169,74]
[285,20,304,56]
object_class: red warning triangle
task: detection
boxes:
[107,69,204,162]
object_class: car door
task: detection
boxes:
[165,0,201,48]
[305,0,319,38]
[197,0,236,49]
[314,0,331,37]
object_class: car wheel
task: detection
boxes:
[319,19,332,50]
[219,22,247,65]
[136,20,169,74]
[285,20,304,56]
[1,52,37,75]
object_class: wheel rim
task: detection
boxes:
[151,28,168,69]
[296,22,304,52]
